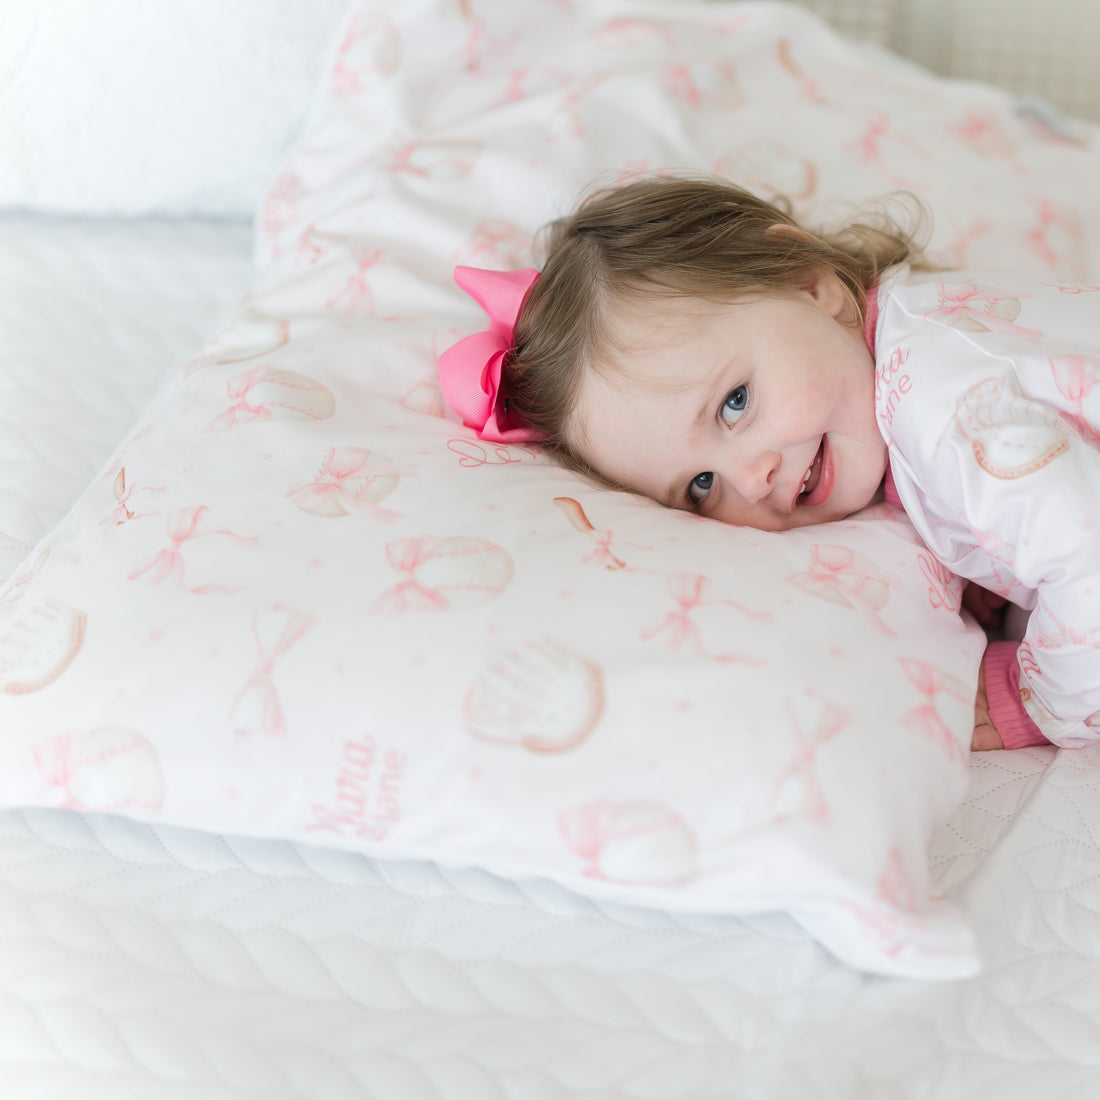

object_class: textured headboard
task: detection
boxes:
[796,0,1100,123]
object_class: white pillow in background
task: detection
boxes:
[0,0,350,217]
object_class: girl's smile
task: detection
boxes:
[570,272,888,531]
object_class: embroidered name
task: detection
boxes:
[876,346,912,426]
[308,733,406,841]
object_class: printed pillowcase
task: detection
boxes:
[6,0,1100,977]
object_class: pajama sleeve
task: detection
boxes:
[958,427,1100,749]
[871,267,1100,748]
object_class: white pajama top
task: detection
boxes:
[870,267,1100,749]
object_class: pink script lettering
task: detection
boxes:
[876,346,912,427]
[308,734,406,842]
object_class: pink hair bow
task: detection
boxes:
[439,265,543,443]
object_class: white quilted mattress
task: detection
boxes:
[0,215,254,580]
[2,217,1100,1099]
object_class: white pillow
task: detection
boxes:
[5,0,1100,978]
[0,0,350,216]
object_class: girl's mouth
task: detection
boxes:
[797,437,833,507]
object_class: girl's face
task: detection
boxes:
[570,272,887,531]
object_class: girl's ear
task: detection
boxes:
[806,269,850,319]
[765,223,850,319]
[764,222,814,245]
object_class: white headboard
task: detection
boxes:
[798,0,1100,123]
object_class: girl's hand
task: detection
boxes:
[971,649,1004,751]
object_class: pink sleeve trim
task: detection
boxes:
[862,282,880,356]
[984,642,1051,749]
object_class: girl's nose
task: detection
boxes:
[732,450,780,504]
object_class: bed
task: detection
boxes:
[3,1,1100,1096]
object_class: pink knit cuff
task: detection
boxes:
[984,641,1050,749]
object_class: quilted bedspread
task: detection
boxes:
[0,216,254,581]
[0,742,1096,1098]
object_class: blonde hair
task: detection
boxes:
[505,175,928,480]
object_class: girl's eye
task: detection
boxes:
[688,471,714,505]
[720,385,750,426]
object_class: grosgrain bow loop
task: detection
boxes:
[439,265,543,443]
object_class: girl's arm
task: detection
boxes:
[962,587,1051,750]
[968,441,1100,748]
[981,642,1052,749]
[971,650,1002,751]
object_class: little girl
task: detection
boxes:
[439,176,1100,752]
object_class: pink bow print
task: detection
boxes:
[371,538,450,613]
[231,610,316,739]
[438,265,543,443]
[925,283,1043,343]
